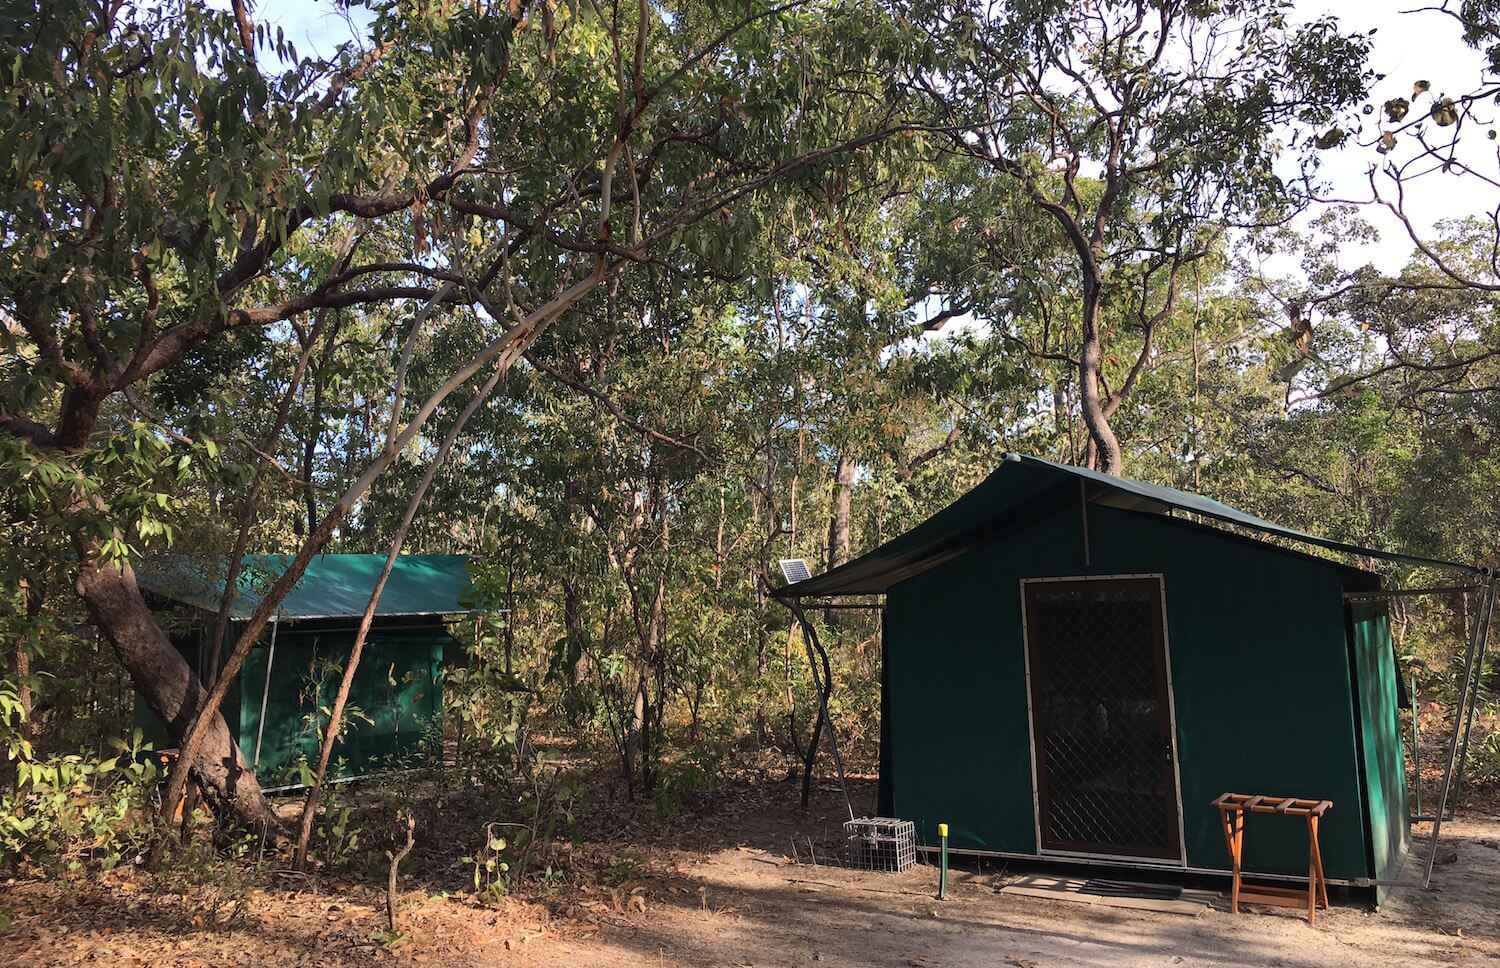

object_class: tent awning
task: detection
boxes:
[138,554,482,620]
[775,453,1485,598]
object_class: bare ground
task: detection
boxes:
[3,776,1499,967]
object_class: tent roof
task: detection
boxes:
[775,453,1484,598]
[138,554,480,620]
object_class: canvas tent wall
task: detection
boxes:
[137,554,478,785]
[777,454,1490,900]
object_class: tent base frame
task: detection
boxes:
[915,843,1368,888]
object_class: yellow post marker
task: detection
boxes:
[937,823,949,900]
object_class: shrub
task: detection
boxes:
[0,732,161,872]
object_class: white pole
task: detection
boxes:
[252,614,280,769]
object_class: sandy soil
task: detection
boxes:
[508,786,1500,968]
[3,777,1498,967]
[544,826,1500,968]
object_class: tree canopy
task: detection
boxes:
[2,0,1498,889]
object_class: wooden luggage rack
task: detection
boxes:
[1212,793,1332,923]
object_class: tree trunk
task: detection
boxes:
[784,623,805,761]
[9,580,39,791]
[293,358,504,870]
[299,370,324,538]
[503,559,517,677]
[624,482,669,798]
[627,569,667,796]
[562,480,589,691]
[754,594,770,745]
[624,670,646,797]
[563,576,587,690]
[826,453,855,571]
[799,625,835,811]
[72,551,278,833]
[1078,282,1124,476]
[824,453,855,625]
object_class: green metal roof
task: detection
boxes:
[775,453,1484,598]
[139,554,480,620]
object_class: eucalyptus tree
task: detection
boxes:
[0,0,916,831]
[901,0,1371,473]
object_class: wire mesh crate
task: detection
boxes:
[844,817,916,872]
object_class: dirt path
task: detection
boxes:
[521,817,1500,968]
[3,780,1497,967]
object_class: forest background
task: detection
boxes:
[3,0,1500,887]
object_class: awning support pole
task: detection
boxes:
[1422,576,1495,887]
[1409,670,1422,821]
[783,597,854,822]
[1448,579,1496,818]
[1344,585,1484,602]
[252,614,279,769]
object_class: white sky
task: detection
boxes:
[1296,1,1496,272]
[242,0,1496,278]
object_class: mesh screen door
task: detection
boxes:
[1023,577,1181,860]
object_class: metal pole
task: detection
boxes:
[1343,585,1485,602]
[1448,579,1496,817]
[786,598,854,822]
[252,615,279,769]
[1079,480,1091,568]
[1409,671,1422,821]
[1422,577,1494,887]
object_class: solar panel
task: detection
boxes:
[779,558,812,584]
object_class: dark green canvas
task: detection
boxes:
[784,457,1442,891]
[1350,602,1411,901]
[135,553,477,786]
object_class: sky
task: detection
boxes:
[236,0,1497,277]
[1298,1,1496,273]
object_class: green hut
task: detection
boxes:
[138,554,479,786]
[778,454,1485,900]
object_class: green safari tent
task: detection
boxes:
[137,554,479,787]
[777,454,1489,901]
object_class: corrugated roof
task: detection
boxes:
[775,453,1484,597]
[138,554,480,620]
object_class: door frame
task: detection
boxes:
[1018,574,1188,865]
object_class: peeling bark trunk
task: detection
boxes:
[1078,282,1123,476]
[73,551,278,833]
[624,671,647,797]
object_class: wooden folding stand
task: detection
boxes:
[1213,793,1332,924]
